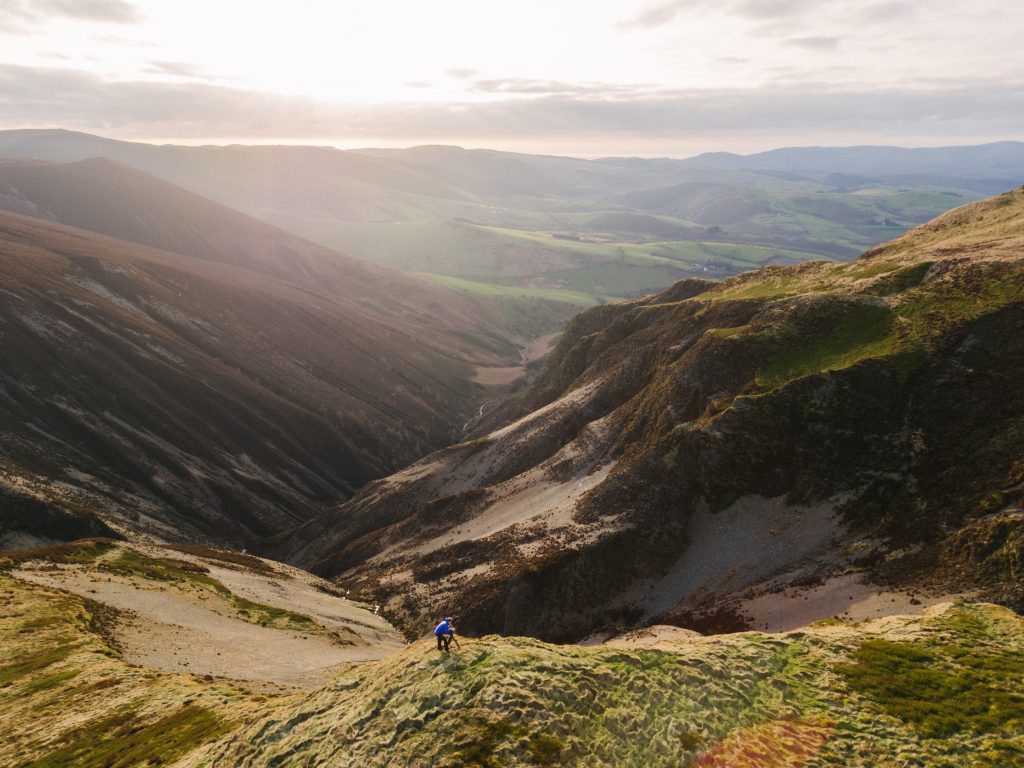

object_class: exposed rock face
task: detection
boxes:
[278,188,1024,641]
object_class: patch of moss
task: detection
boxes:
[836,636,1024,739]
[677,731,704,751]
[24,704,225,768]
[97,549,230,596]
[973,739,1024,768]
[527,732,565,765]
[230,595,315,630]
[444,716,523,768]
[756,300,898,389]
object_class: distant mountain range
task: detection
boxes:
[3,130,1021,304]
[687,142,1024,184]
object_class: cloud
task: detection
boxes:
[621,0,814,28]
[619,1,696,29]
[470,78,656,98]
[405,80,432,89]
[0,0,140,24]
[446,68,478,80]
[144,61,206,78]
[1,64,1023,150]
[860,1,918,22]
[786,36,841,50]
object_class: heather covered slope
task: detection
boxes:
[4,548,1021,768]
[0,210,525,545]
[279,188,1024,641]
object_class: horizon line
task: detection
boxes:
[2,126,1023,163]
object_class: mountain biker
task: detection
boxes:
[435,617,455,652]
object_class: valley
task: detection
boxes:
[3,0,1023,761]
[0,135,1022,767]
[0,186,569,548]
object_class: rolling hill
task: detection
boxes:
[0,156,391,287]
[3,130,1017,302]
[686,142,1024,190]
[274,187,1024,643]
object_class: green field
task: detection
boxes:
[421,272,600,306]
[262,157,982,304]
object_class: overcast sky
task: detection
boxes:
[1,0,1022,156]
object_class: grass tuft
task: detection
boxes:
[24,704,225,768]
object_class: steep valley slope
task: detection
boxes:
[0,204,541,548]
[277,187,1024,642]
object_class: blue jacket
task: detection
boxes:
[435,620,453,636]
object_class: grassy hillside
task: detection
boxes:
[203,603,1024,768]
[2,546,1020,767]
[0,568,257,768]
[0,538,403,766]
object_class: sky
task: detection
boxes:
[1,0,1023,156]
